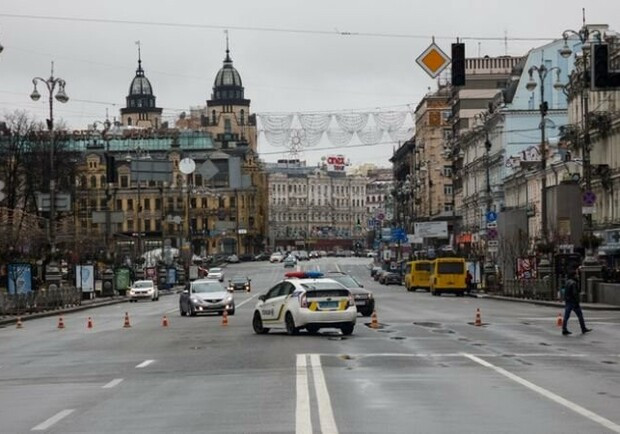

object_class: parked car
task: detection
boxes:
[270,252,284,263]
[128,280,159,302]
[325,271,375,317]
[370,266,383,277]
[227,254,240,263]
[180,279,235,316]
[239,254,255,262]
[309,251,319,259]
[228,276,251,292]
[283,255,297,268]
[299,251,309,261]
[254,252,269,261]
[206,267,225,282]
[380,271,402,285]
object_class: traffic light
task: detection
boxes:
[105,154,116,184]
[592,44,620,89]
[451,43,466,86]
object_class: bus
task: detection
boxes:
[404,260,432,292]
[429,257,467,296]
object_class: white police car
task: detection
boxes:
[252,271,357,335]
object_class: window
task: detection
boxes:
[120,175,129,188]
[127,117,132,126]
[143,219,151,231]
[443,166,453,177]
[444,203,454,212]
[127,199,133,211]
[144,198,150,210]
[155,198,161,210]
[224,119,232,133]
[212,110,216,124]
[240,109,245,125]
[444,185,453,195]
[90,176,97,189]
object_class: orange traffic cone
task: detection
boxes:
[221,310,229,326]
[474,308,482,327]
[87,317,93,329]
[370,310,379,329]
[123,312,131,328]
[57,316,65,329]
[16,316,23,329]
[162,315,169,327]
[556,313,563,328]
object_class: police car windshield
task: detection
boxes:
[192,282,225,293]
[327,275,361,288]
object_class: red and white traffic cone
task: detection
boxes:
[221,310,229,326]
[123,312,131,328]
[162,315,169,327]
[16,316,23,329]
[87,317,93,329]
[474,308,482,327]
[370,310,379,329]
[57,316,65,329]
[556,313,563,328]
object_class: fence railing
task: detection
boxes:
[0,286,81,317]
[500,279,556,301]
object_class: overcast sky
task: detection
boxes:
[1,0,619,167]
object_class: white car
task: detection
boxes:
[179,279,235,316]
[252,271,357,335]
[270,252,284,263]
[206,267,224,282]
[128,280,159,302]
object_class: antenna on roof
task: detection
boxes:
[582,7,586,26]
[224,29,231,61]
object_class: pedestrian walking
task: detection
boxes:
[562,270,592,336]
[466,270,473,294]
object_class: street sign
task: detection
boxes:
[414,221,448,238]
[487,246,499,253]
[486,222,497,229]
[198,160,219,180]
[582,191,596,206]
[487,240,499,248]
[416,41,450,78]
[486,211,498,222]
[486,228,498,239]
[377,213,385,221]
[582,206,596,215]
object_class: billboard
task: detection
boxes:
[414,221,448,239]
[75,265,95,292]
[325,155,348,172]
[7,263,33,294]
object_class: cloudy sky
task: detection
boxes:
[1,0,619,167]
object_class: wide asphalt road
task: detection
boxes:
[1,257,619,433]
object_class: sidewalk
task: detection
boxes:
[0,287,183,327]
[474,293,620,311]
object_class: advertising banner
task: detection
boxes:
[414,221,448,239]
[7,263,33,294]
[75,265,95,292]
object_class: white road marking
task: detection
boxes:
[102,378,124,389]
[237,293,260,308]
[314,353,589,358]
[463,353,620,433]
[296,354,312,434]
[135,359,155,368]
[310,354,339,434]
[31,409,75,431]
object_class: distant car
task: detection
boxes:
[325,272,375,317]
[206,267,225,282]
[309,251,319,259]
[252,272,356,335]
[180,279,235,316]
[283,255,297,268]
[374,269,387,281]
[319,251,327,257]
[239,254,255,262]
[299,251,309,261]
[128,280,159,302]
[381,271,402,285]
[371,266,383,278]
[367,251,377,258]
[270,252,284,263]
[228,276,251,292]
[227,254,240,263]
[254,252,269,261]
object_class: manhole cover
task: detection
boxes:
[390,336,406,340]
[539,342,551,346]
[414,322,442,328]
[602,360,617,365]
[377,329,395,333]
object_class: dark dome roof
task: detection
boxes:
[213,50,243,88]
[129,61,153,96]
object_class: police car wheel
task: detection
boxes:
[252,312,269,334]
[285,312,299,335]
[340,323,354,336]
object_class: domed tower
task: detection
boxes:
[120,44,163,128]
[206,34,256,150]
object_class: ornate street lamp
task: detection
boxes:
[30,62,69,256]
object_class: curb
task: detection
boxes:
[481,294,620,311]
[0,297,128,327]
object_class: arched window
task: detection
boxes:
[240,109,245,126]
[212,110,216,124]
[127,117,132,126]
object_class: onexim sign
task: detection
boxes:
[325,155,348,172]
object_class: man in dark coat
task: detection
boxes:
[562,270,592,336]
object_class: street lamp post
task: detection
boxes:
[30,62,69,257]
[560,24,602,258]
[525,64,564,245]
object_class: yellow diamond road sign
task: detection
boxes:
[416,42,450,78]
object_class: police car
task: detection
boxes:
[252,271,357,335]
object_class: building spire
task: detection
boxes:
[224,30,231,62]
[135,40,143,73]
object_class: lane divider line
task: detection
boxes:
[135,359,155,369]
[237,293,260,309]
[31,409,75,431]
[102,378,124,389]
[310,354,339,434]
[463,353,620,433]
[296,354,312,434]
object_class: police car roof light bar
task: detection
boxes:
[285,271,324,279]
